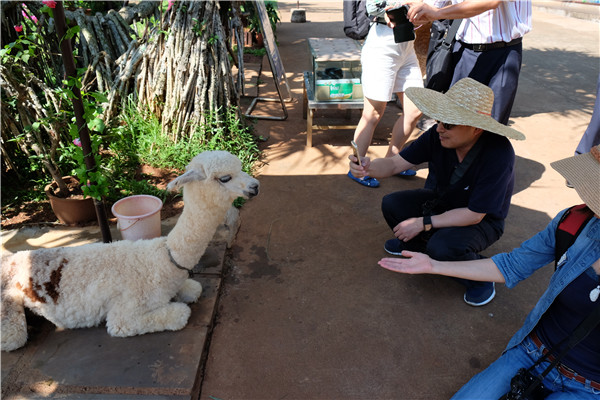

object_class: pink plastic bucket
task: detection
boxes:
[111,195,163,241]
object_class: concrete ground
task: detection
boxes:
[2,1,599,399]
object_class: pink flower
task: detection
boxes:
[168,0,175,11]
[31,15,38,24]
[73,138,82,147]
[21,10,29,19]
[42,0,56,8]
[14,25,23,32]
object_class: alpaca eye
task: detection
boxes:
[218,175,232,183]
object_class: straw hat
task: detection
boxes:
[405,78,526,140]
[551,145,600,216]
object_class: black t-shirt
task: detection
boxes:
[400,127,515,220]
[536,266,600,382]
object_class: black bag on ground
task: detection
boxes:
[343,0,371,40]
[425,19,462,92]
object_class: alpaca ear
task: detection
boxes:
[167,168,207,192]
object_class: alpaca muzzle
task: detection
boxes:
[246,182,259,198]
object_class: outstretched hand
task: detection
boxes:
[378,251,434,274]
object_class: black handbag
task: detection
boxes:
[424,19,462,93]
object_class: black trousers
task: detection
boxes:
[451,41,523,126]
[381,189,504,262]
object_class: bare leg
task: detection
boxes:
[353,97,387,156]
[386,92,422,158]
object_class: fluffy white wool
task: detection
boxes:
[1,151,259,352]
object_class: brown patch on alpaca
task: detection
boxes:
[16,279,46,304]
[44,261,65,303]
[15,258,67,304]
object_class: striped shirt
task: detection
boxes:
[428,0,532,44]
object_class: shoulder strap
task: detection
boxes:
[449,137,483,186]
[554,204,594,268]
[442,19,463,46]
[425,138,482,214]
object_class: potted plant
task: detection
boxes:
[240,1,281,47]
[2,1,108,225]
[42,75,110,225]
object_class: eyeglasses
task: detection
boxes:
[436,121,457,130]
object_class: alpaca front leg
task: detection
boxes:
[1,290,28,352]
[106,302,192,337]
[175,278,202,303]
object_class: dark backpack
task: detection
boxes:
[343,0,371,40]
[554,204,594,268]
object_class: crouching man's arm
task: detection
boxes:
[393,207,485,242]
[349,153,415,180]
[379,251,506,283]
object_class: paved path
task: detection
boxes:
[199,2,598,399]
[1,2,598,399]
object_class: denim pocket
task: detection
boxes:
[521,335,544,360]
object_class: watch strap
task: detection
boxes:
[423,215,432,231]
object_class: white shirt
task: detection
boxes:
[427,0,532,44]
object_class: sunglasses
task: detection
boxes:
[436,121,457,130]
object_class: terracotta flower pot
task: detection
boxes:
[44,176,96,225]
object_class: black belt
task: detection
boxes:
[460,37,522,52]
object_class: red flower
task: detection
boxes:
[42,0,56,8]
[14,25,23,32]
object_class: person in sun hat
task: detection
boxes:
[349,77,525,306]
[376,146,600,399]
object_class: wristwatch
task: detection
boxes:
[423,215,433,232]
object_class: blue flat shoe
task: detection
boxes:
[395,169,416,177]
[347,171,380,188]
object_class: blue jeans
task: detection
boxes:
[451,335,600,399]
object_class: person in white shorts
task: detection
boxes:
[348,0,424,188]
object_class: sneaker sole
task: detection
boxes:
[464,286,496,307]
[383,244,404,256]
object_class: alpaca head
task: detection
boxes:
[166,151,259,206]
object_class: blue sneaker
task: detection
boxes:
[347,171,380,188]
[464,282,495,306]
[384,238,405,256]
[396,169,416,177]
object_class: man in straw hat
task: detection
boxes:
[349,77,525,306]
[376,146,600,398]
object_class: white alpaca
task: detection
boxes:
[1,151,259,352]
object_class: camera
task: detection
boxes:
[498,368,551,400]
[386,5,415,43]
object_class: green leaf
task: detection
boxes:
[90,92,109,103]
[65,26,80,40]
[88,118,106,133]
